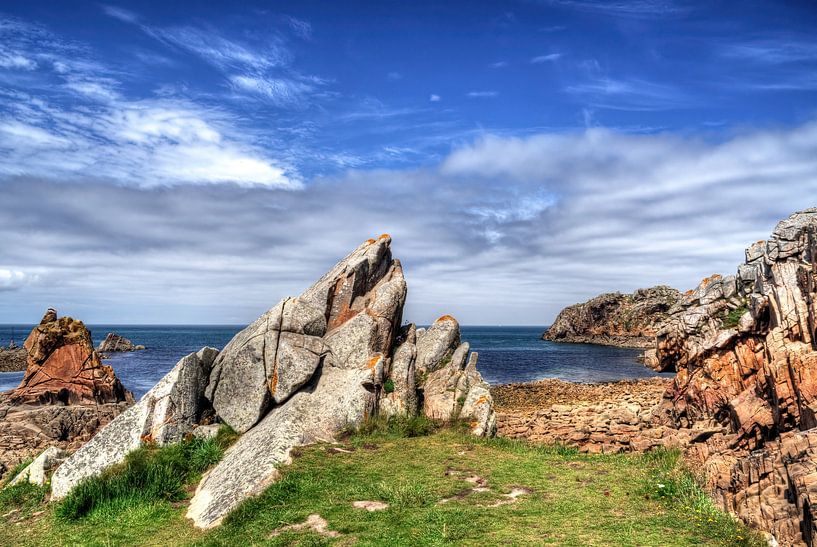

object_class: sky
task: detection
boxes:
[1,0,816,325]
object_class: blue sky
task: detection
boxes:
[1,1,817,324]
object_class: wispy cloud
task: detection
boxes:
[565,76,691,111]
[0,269,33,292]
[531,53,562,63]
[387,71,403,81]
[285,16,312,40]
[429,94,441,102]
[490,61,508,68]
[229,75,314,107]
[541,0,689,18]
[719,38,817,64]
[467,91,499,98]
[101,5,140,24]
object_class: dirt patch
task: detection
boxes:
[352,500,389,511]
[491,378,669,412]
[269,514,341,539]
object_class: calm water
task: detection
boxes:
[0,324,670,399]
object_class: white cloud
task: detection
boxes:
[466,91,499,98]
[490,61,508,68]
[285,16,312,40]
[0,51,37,70]
[387,71,402,81]
[531,53,562,63]
[0,269,32,291]
[429,94,441,102]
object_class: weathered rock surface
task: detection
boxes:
[7,446,68,487]
[9,309,132,405]
[0,348,26,372]
[97,332,145,353]
[642,209,817,545]
[51,347,219,499]
[185,236,496,528]
[543,286,682,349]
[0,311,133,479]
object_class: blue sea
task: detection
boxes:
[0,325,671,399]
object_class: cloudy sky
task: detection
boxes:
[1,1,816,325]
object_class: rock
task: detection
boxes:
[0,348,26,372]
[51,347,218,499]
[644,208,817,544]
[415,316,460,373]
[206,236,405,433]
[187,366,374,528]
[543,286,682,349]
[8,309,132,406]
[97,332,144,352]
[7,447,67,487]
[185,236,496,529]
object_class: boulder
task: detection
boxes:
[51,347,218,499]
[9,309,132,405]
[185,236,496,528]
[97,332,144,352]
[7,446,67,487]
[0,348,26,372]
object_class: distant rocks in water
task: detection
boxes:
[97,332,145,353]
[542,286,682,349]
[0,309,133,480]
[50,236,496,529]
[0,347,26,372]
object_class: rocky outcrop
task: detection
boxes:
[51,347,219,499]
[188,236,496,528]
[47,237,495,528]
[543,286,682,348]
[0,311,133,477]
[644,209,817,545]
[0,348,26,372]
[97,333,145,353]
[9,309,132,405]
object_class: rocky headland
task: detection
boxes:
[542,285,681,348]
[503,209,817,546]
[97,332,145,353]
[43,235,496,529]
[0,309,133,477]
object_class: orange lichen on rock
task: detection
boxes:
[269,366,279,395]
[436,314,457,323]
[364,238,376,245]
[477,395,489,405]
[378,233,390,240]
[366,355,381,370]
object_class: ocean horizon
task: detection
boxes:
[0,324,670,398]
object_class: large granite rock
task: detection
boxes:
[97,332,145,353]
[51,347,219,499]
[543,286,681,349]
[9,309,132,405]
[185,236,496,529]
[644,209,817,545]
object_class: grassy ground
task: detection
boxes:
[0,423,762,546]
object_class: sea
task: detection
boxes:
[0,325,672,399]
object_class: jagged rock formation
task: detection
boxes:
[52,347,218,499]
[543,286,681,348]
[0,348,26,372]
[97,332,145,353]
[0,310,133,478]
[645,209,817,545]
[9,309,132,405]
[50,236,496,529]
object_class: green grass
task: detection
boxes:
[721,306,749,329]
[0,425,762,546]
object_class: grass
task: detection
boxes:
[721,306,749,329]
[0,423,762,546]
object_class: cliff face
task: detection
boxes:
[646,209,817,545]
[543,286,682,348]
